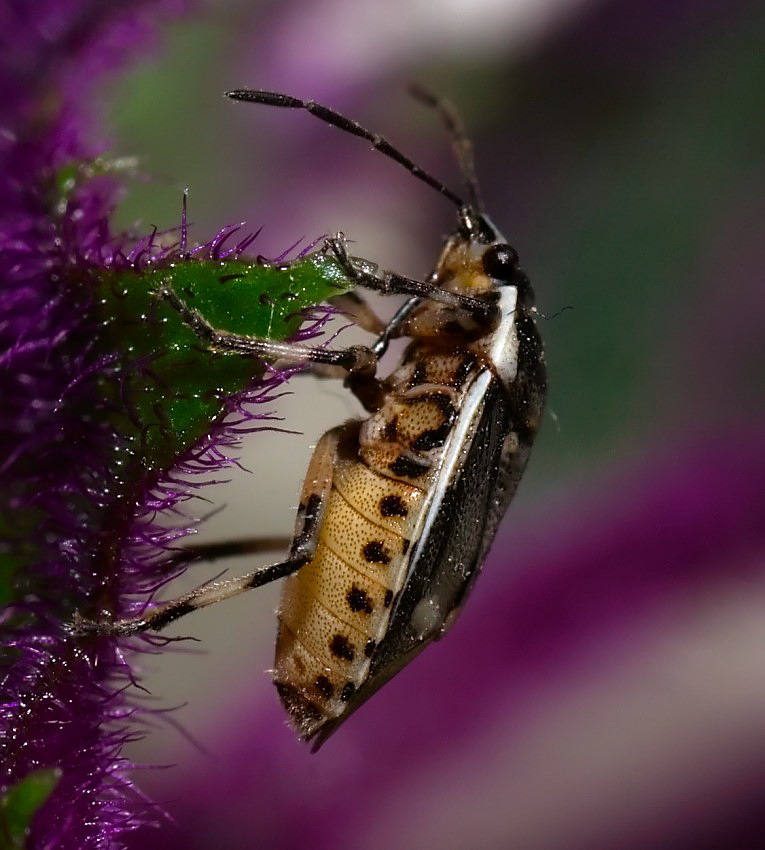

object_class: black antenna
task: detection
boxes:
[225,89,467,210]
[408,83,484,213]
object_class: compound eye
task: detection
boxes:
[482,243,519,282]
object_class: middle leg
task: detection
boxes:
[158,279,378,375]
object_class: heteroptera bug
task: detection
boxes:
[74,87,547,749]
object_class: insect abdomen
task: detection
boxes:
[274,458,423,737]
[274,347,487,739]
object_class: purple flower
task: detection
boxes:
[0,3,196,846]
[1,4,339,847]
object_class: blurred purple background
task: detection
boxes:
[89,0,765,847]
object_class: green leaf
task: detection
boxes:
[94,250,351,477]
[0,768,60,849]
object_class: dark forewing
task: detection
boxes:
[376,375,512,667]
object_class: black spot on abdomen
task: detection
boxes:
[408,360,427,387]
[389,454,430,479]
[363,541,391,565]
[380,494,408,517]
[453,352,478,388]
[408,393,457,453]
[383,416,399,442]
[412,425,451,452]
[329,634,355,662]
[347,585,373,614]
[315,675,334,699]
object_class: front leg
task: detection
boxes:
[325,234,497,323]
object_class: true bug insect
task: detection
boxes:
[74,87,547,749]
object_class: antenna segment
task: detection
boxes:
[226,89,467,210]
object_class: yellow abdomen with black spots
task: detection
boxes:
[274,345,479,739]
[274,457,425,735]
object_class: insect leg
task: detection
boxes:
[293,357,387,413]
[311,291,415,366]
[160,536,292,570]
[328,291,387,336]
[321,291,418,411]
[70,428,346,638]
[325,235,498,324]
[332,297,423,412]
[157,279,377,375]
[70,557,305,636]
[370,296,420,359]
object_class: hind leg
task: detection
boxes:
[70,427,347,637]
